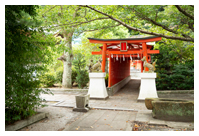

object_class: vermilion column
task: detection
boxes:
[101,43,107,72]
[108,55,111,87]
[142,42,149,71]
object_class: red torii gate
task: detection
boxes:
[88,36,162,87]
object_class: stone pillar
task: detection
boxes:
[138,73,158,100]
[87,72,109,100]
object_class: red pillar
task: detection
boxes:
[108,55,111,87]
[101,43,107,72]
[142,42,149,72]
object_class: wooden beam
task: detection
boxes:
[89,37,162,44]
[92,49,159,55]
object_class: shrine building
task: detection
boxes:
[87,36,162,99]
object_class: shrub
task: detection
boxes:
[153,43,194,90]
[76,70,89,89]
[5,5,55,125]
[105,73,109,87]
[72,67,78,85]
[38,71,57,87]
[55,66,63,84]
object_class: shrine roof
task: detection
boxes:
[88,36,162,44]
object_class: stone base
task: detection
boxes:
[87,72,108,99]
[5,112,49,131]
[89,96,109,100]
[138,73,158,100]
[107,76,131,96]
[73,107,89,112]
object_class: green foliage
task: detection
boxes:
[55,66,63,83]
[72,52,89,88]
[75,70,89,89]
[73,53,87,72]
[153,42,194,90]
[105,73,109,87]
[38,70,57,87]
[72,67,78,85]
[5,5,56,124]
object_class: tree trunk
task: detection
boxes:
[62,31,73,88]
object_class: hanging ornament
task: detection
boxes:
[138,53,140,59]
[130,54,132,60]
[116,55,118,61]
[123,54,125,61]
[111,53,113,58]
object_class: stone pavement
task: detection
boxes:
[38,80,194,131]
[41,80,147,111]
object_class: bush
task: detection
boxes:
[76,70,89,89]
[55,67,63,84]
[105,73,109,87]
[153,43,194,90]
[72,67,78,85]
[38,71,57,87]
[5,5,54,125]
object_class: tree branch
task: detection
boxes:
[80,23,121,34]
[175,5,194,20]
[42,5,57,16]
[82,5,194,42]
[57,17,110,27]
[120,5,191,39]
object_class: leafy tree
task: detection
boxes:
[73,53,89,88]
[5,5,56,124]
[37,5,132,88]
[152,42,194,90]
[81,5,194,42]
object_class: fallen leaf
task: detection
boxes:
[78,126,80,128]
[111,126,113,128]
[120,128,123,130]
[76,128,79,130]
[83,129,85,131]
[58,127,64,131]
[115,105,116,106]
[126,121,128,123]
[26,129,29,131]
[91,126,93,128]
[104,119,106,120]
[133,128,138,131]
[134,124,139,127]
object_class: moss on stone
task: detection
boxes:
[151,100,194,122]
